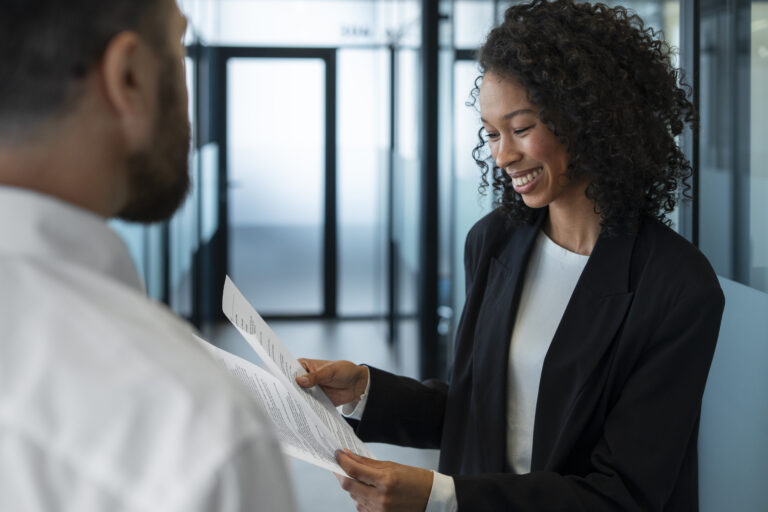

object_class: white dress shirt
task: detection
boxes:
[0,186,295,512]
[345,230,587,511]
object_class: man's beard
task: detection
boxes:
[117,59,191,223]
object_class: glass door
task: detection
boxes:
[225,54,332,316]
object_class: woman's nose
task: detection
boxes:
[494,136,523,170]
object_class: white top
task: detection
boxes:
[347,229,588,511]
[0,186,296,512]
[506,229,589,474]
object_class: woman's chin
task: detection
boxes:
[519,194,548,210]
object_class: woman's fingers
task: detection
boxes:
[342,451,389,470]
[296,358,329,374]
[335,451,434,511]
[337,450,381,486]
[336,469,379,511]
[296,361,337,388]
[295,360,368,405]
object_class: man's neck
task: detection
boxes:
[0,119,124,218]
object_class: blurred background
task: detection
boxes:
[108,0,767,510]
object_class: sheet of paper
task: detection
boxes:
[221,276,374,459]
[195,335,345,474]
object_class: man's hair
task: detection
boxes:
[0,0,167,135]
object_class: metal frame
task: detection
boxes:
[730,0,751,284]
[189,43,410,326]
[679,0,701,245]
[187,42,203,328]
[420,0,441,379]
[387,44,399,344]
[212,47,338,320]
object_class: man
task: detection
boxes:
[0,1,295,510]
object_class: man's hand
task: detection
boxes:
[295,359,369,406]
[335,450,433,512]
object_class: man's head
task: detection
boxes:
[0,0,191,222]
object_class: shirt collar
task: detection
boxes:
[0,186,145,293]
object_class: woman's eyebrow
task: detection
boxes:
[480,108,535,123]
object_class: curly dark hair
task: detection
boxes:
[471,0,695,233]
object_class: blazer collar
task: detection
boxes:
[496,209,636,298]
[470,211,543,472]
[531,214,637,470]
[480,208,637,472]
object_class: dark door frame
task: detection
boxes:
[212,47,338,320]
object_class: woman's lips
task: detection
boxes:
[511,167,543,193]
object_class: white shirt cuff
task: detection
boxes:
[425,471,458,512]
[339,366,371,420]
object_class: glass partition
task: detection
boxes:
[699,0,768,294]
[180,0,421,47]
[168,55,202,318]
[227,58,326,314]
[337,49,390,316]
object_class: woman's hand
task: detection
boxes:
[295,359,369,406]
[336,450,433,512]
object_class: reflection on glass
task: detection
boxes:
[394,49,421,316]
[337,49,389,316]
[451,60,494,321]
[181,0,421,48]
[169,55,200,317]
[750,3,768,292]
[453,1,495,49]
[699,0,768,294]
[227,58,325,314]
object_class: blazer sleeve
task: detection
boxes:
[352,366,448,449]
[350,213,492,449]
[452,281,725,511]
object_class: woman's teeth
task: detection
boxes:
[512,167,543,187]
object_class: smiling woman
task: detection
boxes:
[472,0,694,238]
[477,73,579,224]
[296,1,725,511]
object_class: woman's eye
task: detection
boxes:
[513,125,534,136]
[485,131,500,140]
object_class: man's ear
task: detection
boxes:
[99,31,158,150]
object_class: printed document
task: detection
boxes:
[195,276,373,474]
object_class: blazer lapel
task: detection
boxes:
[531,227,636,471]
[471,212,545,472]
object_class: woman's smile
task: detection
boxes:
[510,166,543,193]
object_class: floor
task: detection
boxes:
[208,318,440,512]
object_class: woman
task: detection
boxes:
[297,0,724,510]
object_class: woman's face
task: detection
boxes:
[478,72,583,210]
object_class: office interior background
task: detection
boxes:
[109,0,767,510]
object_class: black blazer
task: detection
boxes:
[354,208,725,511]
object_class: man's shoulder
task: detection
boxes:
[0,257,278,508]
